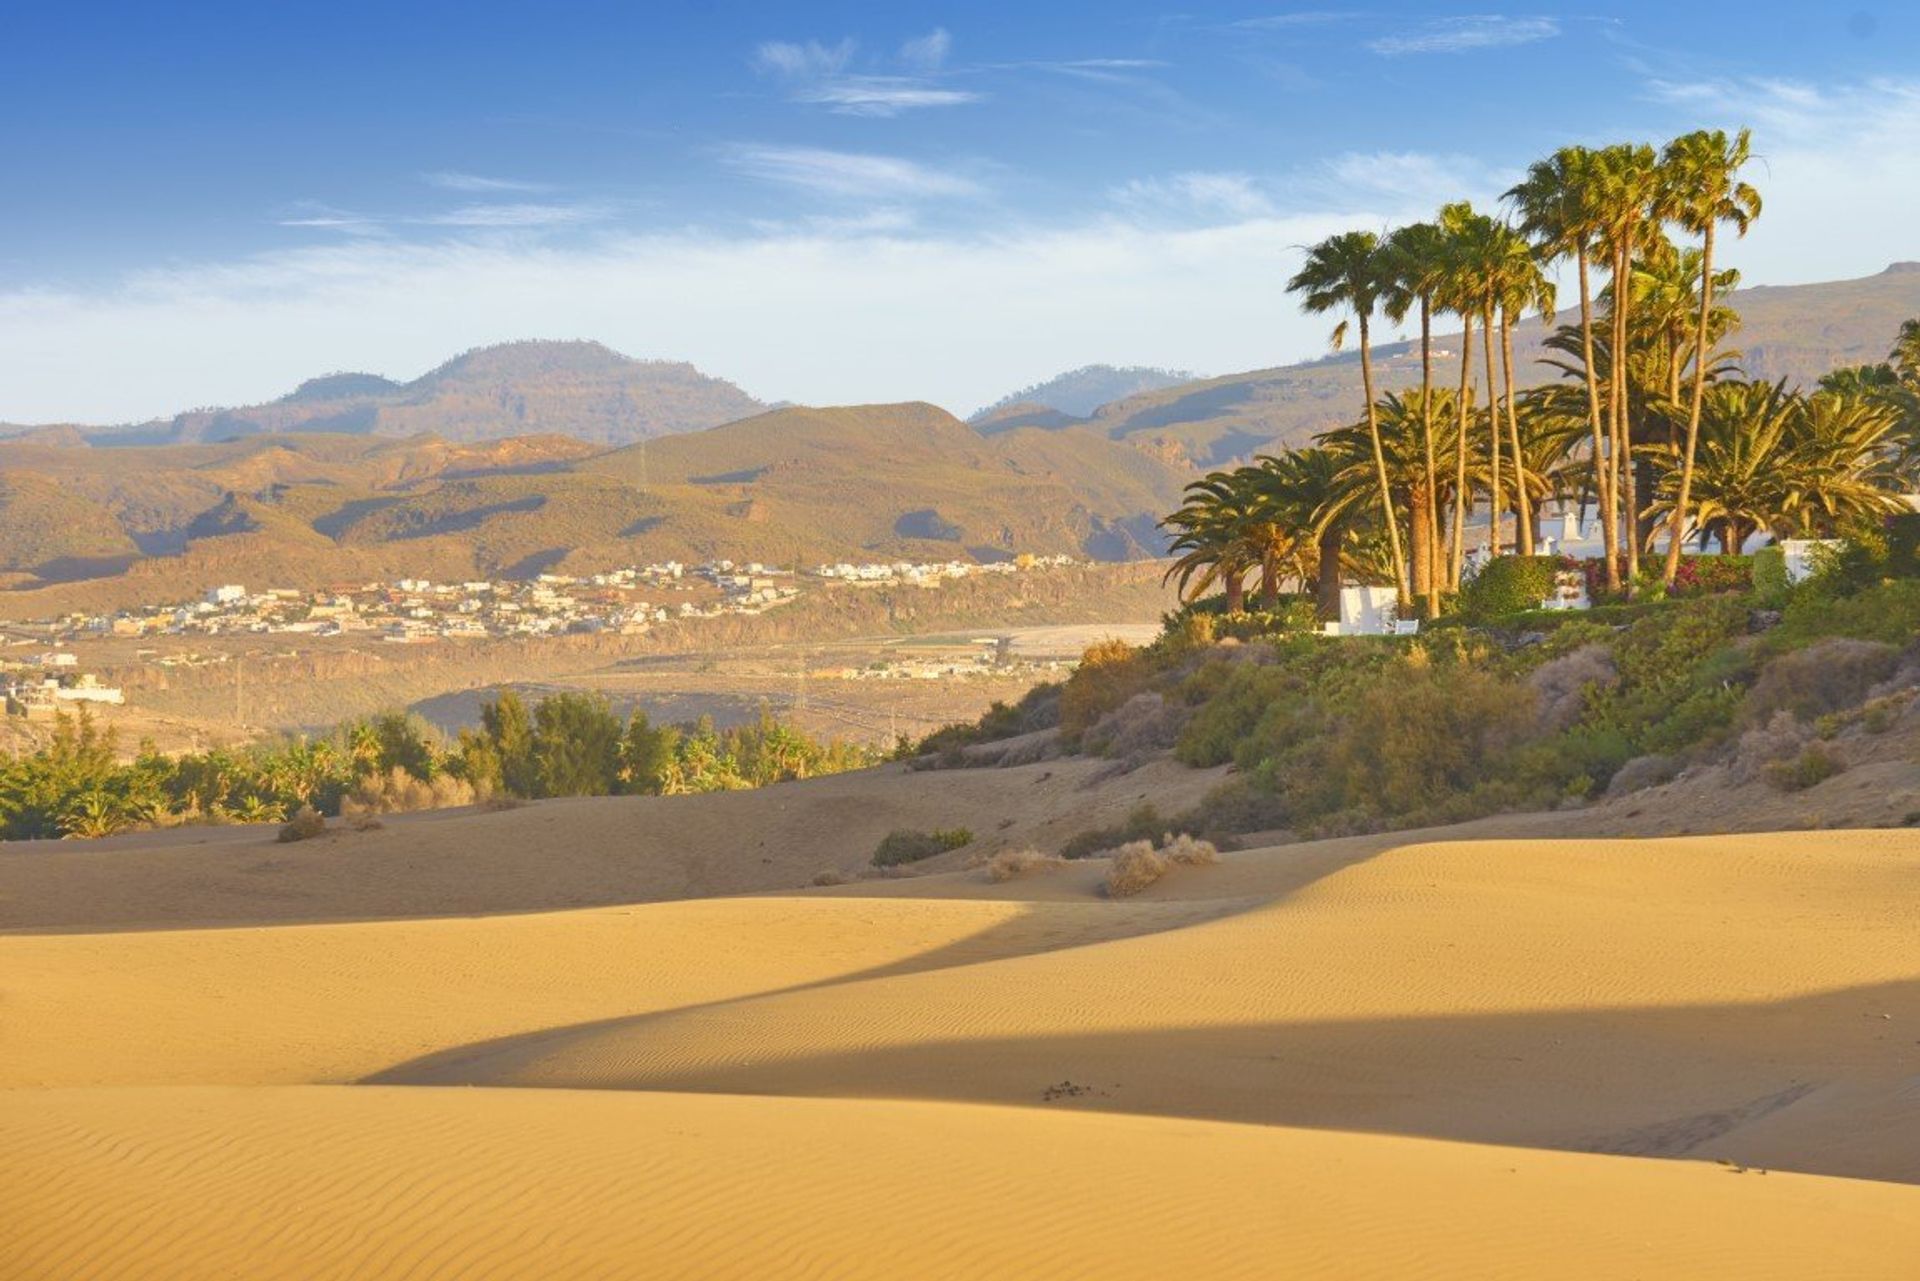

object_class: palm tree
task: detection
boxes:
[1659,128,1761,587]
[1252,446,1352,620]
[1289,231,1411,611]
[1436,201,1493,587]
[1319,389,1472,606]
[1161,470,1262,613]
[1492,222,1555,554]
[1594,142,1663,583]
[1382,221,1450,614]
[1509,146,1620,590]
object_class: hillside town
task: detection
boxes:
[0,554,1081,718]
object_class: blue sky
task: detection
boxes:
[5,2,1919,422]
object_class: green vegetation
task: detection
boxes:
[0,693,878,841]
[870,827,974,867]
[1163,128,1918,624]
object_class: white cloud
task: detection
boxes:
[414,203,611,229]
[753,31,976,115]
[719,145,982,199]
[899,28,951,72]
[422,171,551,193]
[1641,76,1920,286]
[795,77,980,116]
[0,213,1366,424]
[752,38,854,78]
[1113,172,1275,220]
[1370,16,1559,56]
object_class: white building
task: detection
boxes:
[206,584,247,606]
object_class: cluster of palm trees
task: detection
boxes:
[1164,129,1918,621]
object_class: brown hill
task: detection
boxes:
[0,404,1187,612]
[1082,262,1920,465]
[56,341,764,448]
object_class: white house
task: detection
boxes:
[206,584,247,606]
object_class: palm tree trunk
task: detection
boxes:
[1260,549,1279,609]
[1483,304,1503,556]
[1316,527,1342,622]
[1577,248,1620,593]
[1410,483,1432,601]
[1418,298,1441,616]
[1662,220,1717,586]
[1449,314,1475,588]
[1614,235,1640,587]
[1500,307,1532,556]
[1224,571,1245,615]
[1358,314,1411,610]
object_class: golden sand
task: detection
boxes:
[5,821,1919,1276]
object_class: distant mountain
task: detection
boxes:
[0,404,1188,609]
[971,365,1198,423]
[43,341,766,449]
[1086,262,1920,467]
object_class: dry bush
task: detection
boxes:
[1605,753,1679,799]
[1103,832,1217,897]
[811,868,848,887]
[1159,832,1219,867]
[871,826,974,867]
[1082,692,1192,763]
[349,813,385,832]
[1104,840,1169,897]
[1746,639,1900,724]
[1526,644,1619,733]
[1732,710,1812,783]
[341,766,478,819]
[276,806,326,843]
[986,847,1069,883]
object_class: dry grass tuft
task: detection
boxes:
[985,847,1070,883]
[340,768,478,819]
[276,806,327,843]
[810,869,849,887]
[1104,841,1169,897]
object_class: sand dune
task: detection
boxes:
[5,821,1920,1275]
[7,1087,1918,1281]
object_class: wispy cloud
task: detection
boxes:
[274,201,384,236]
[795,78,980,116]
[752,30,979,115]
[752,38,853,78]
[422,171,551,194]
[719,145,982,199]
[1112,171,1275,220]
[415,203,610,229]
[1231,12,1365,30]
[899,28,951,72]
[1370,15,1559,56]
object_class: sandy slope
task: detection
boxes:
[0,755,1224,931]
[7,1087,1918,1281]
[5,823,1920,1276]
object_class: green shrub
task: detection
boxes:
[1766,742,1844,791]
[1458,556,1565,621]
[1058,638,1150,740]
[870,826,974,867]
[1751,546,1789,606]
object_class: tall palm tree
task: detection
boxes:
[1289,231,1410,610]
[1436,201,1492,587]
[1492,222,1555,554]
[1594,142,1663,584]
[1659,128,1761,586]
[1382,221,1450,614]
[1509,146,1620,590]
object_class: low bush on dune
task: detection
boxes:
[276,806,327,843]
[985,847,1069,883]
[871,826,974,867]
[340,767,478,819]
[1103,833,1217,897]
